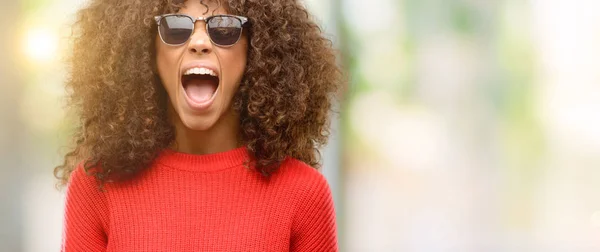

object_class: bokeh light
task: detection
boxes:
[23,28,58,63]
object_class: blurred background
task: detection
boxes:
[1,0,600,251]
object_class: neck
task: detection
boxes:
[169,107,241,155]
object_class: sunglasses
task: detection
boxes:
[154,14,249,47]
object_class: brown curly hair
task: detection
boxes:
[54,0,342,187]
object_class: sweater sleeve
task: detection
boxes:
[290,171,338,252]
[61,164,109,252]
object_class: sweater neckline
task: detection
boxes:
[155,146,250,172]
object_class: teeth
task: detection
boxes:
[183,67,217,77]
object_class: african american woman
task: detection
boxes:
[56,0,342,251]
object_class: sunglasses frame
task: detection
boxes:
[154,14,249,47]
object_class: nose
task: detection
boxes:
[187,24,212,55]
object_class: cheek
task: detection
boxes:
[155,38,169,85]
[223,42,248,84]
[237,39,249,69]
[155,36,180,88]
[220,56,246,97]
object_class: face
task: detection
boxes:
[156,0,248,131]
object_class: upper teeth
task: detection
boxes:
[183,67,217,76]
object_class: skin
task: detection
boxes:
[156,0,248,155]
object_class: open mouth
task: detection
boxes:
[181,67,220,105]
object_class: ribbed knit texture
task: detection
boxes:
[61,147,338,252]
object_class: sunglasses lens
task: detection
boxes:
[159,15,194,45]
[207,16,243,46]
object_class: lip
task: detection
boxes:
[180,61,220,77]
[179,61,221,113]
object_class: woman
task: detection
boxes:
[55,0,341,251]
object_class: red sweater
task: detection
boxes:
[61,147,338,251]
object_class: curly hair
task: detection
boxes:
[54,0,342,187]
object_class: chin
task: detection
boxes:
[178,108,220,131]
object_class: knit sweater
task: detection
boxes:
[61,146,338,251]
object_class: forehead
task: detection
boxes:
[174,0,229,15]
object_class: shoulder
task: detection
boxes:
[68,163,101,192]
[272,157,333,204]
[275,157,330,188]
[65,162,108,207]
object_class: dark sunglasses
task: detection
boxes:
[154,14,249,47]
